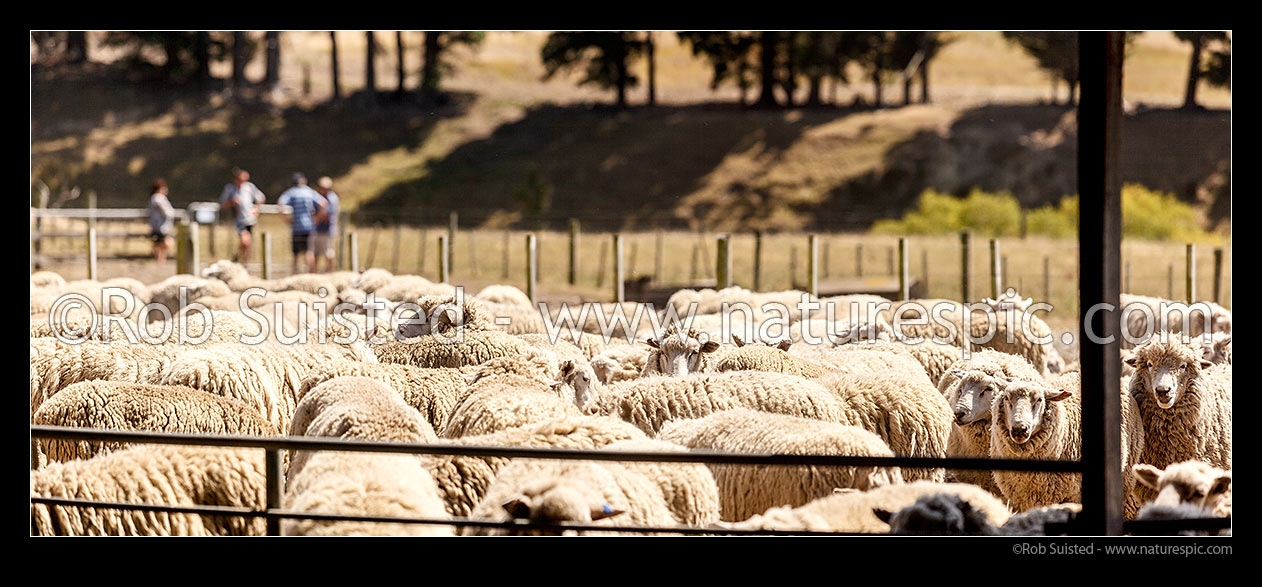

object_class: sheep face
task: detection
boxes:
[1125,338,1214,409]
[946,370,1006,425]
[982,290,1034,313]
[646,327,720,376]
[1133,461,1231,514]
[500,478,625,535]
[201,260,244,282]
[995,380,1072,445]
[1200,334,1231,365]
[557,361,600,414]
[1209,307,1231,334]
[830,318,896,344]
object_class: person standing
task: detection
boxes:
[311,176,340,273]
[276,172,327,274]
[148,178,176,263]
[219,168,266,263]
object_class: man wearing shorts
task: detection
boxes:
[311,176,340,273]
[277,172,327,274]
[218,168,266,262]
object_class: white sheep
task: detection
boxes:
[474,284,534,307]
[297,361,468,434]
[33,381,278,463]
[658,409,903,522]
[600,438,723,527]
[589,343,651,384]
[1132,460,1231,518]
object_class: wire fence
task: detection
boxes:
[29,425,1230,537]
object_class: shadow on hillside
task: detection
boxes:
[356,102,862,231]
[815,104,1231,230]
[32,62,472,207]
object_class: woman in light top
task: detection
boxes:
[148,178,176,263]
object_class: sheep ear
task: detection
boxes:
[549,382,561,392]
[1209,474,1232,497]
[1219,335,1231,345]
[700,341,720,353]
[777,340,792,352]
[1023,297,1033,307]
[502,497,531,519]
[645,338,660,349]
[981,298,995,306]
[950,369,966,379]
[463,371,482,385]
[873,508,894,524]
[732,335,745,347]
[590,503,625,521]
[560,360,575,377]
[1132,464,1162,490]
[1046,389,1072,402]
[1123,354,1139,367]
[1199,359,1214,369]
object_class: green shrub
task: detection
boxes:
[871,184,1213,242]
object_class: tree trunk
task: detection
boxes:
[330,32,341,100]
[395,31,406,98]
[263,32,280,89]
[1183,32,1204,109]
[162,34,181,81]
[646,32,656,106]
[421,31,442,100]
[195,32,211,86]
[919,56,930,103]
[1051,76,1059,105]
[1065,76,1078,107]
[232,31,248,89]
[614,34,628,109]
[364,31,377,96]
[872,69,883,108]
[903,75,913,106]
[65,32,87,64]
[806,74,822,106]
[738,59,749,106]
[755,31,779,107]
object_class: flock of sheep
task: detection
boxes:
[29,260,1232,536]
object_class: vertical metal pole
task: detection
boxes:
[886,246,894,275]
[716,235,732,289]
[898,237,909,301]
[209,217,217,258]
[261,232,272,279]
[437,235,449,283]
[265,448,282,536]
[989,238,1002,298]
[349,231,360,273]
[960,231,970,302]
[1212,248,1223,304]
[753,230,763,292]
[807,235,818,296]
[855,244,863,277]
[613,234,625,303]
[1043,256,1051,303]
[189,222,199,275]
[87,227,98,280]
[822,237,831,278]
[568,219,580,285]
[1076,30,1125,536]
[502,230,511,279]
[1124,261,1131,294]
[789,246,798,290]
[921,249,929,296]
[526,233,537,303]
[1185,243,1196,303]
[1167,265,1174,299]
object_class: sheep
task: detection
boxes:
[790,346,932,383]
[712,336,826,378]
[442,361,580,438]
[474,284,533,307]
[351,267,395,293]
[297,361,468,434]
[1125,336,1232,501]
[601,438,722,526]
[33,381,278,463]
[723,481,1011,534]
[283,451,454,536]
[30,338,186,414]
[1118,293,1231,349]
[980,289,1034,313]
[876,493,1000,535]
[811,339,962,387]
[462,460,678,535]
[421,415,648,517]
[374,329,537,368]
[146,274,234,316]
[658,409,903,522]
[202,259,337,295]
[1132,461,1231,518]
[939,350,1044,495]
[814,371,953,482]
[30,270,66,289]
[1200,332,1232,365]
[591,371,849,436]
[640,323,723,377]
[590,342,650,383]
[881,302,1056,374]
[1133,503,1231,536]
[515,333,588,366]
[31,445,266,536]
[999,503,1082,536]
[990,373,1147,515]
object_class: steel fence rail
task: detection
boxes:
[30,425,1085,472]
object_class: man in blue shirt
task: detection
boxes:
[276,172,328,274]
[312,176,341,273]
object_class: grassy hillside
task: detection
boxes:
[31,31,1231,234]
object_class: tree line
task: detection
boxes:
[31,31,1231,110]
